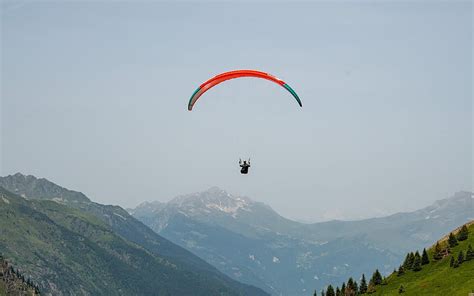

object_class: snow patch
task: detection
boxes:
[189,231,207,239]
[113,212,126,220]
[233,271,242,277]
[177,210,189,216]
[52,197,64,203]
[1,197,9,204]
[313,275,319,280]
[205,199,249,216]
[272,256,280,263]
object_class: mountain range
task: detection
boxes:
[0,173,268,296]
[1,173,471,295]
[131,187,473,295]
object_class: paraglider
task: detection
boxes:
[239,159,251,175]
[187,69,302,111]
[188,70,301,174]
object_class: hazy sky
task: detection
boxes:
[1,1,472,221]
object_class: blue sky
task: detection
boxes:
[1,1,472,221]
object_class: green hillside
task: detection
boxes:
[0,186,267,295]
[318,221,474,296]
[371,221,474,296]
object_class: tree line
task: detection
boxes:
[446,225,473,268]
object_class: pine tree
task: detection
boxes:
[448,232,458,247]
[371,269,383,285]
[341,282,346,295]
[457,225,469,241]
[466,244,474,261]
[346,278,357,296]
[421,248,430,265]
[375,271,381,285]
[314,290,318,296]
[450,256,455,267]
[398,285,405,294]
[433,242,443,260]
[367,281,376,294]
[336,287,341,296]
[359,274,368,294]
[457,251,464,264]
[321,290,325,296]
[397,265,405,276]
[326,285,335,296]
[453,258,459,268]
[402,253,411,268]
[407,252,415,269]
[412,252,422,271]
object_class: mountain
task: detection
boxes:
[131,187,473,296]
[0,173,90,203]
[290,191,474,256]
[0,174,268,296]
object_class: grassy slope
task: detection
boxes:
[372,222,474,296]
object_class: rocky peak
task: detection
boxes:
[165,187,253,217]
[0,173,90,203]
[423,191,473,213]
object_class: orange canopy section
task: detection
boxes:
[188,70,302,111]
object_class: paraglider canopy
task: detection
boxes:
[188,70,302,111]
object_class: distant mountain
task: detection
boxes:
[0,174,268,296]
[298,191,474,252]
[131,187,473,296]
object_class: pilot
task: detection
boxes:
[239,159,251,174]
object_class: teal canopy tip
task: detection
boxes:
[283,83,302,107]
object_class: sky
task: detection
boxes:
[1,1,472,222]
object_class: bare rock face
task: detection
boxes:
[0,254,40,296]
